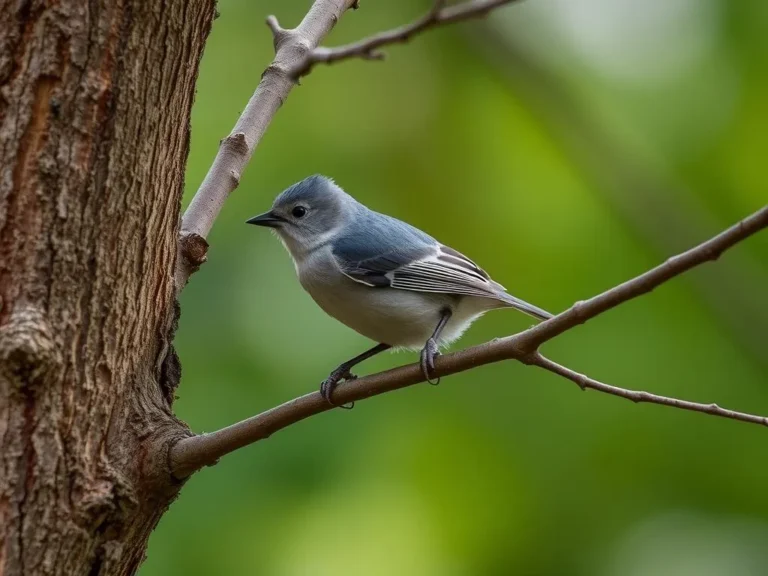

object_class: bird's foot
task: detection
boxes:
[420,338,441,385]
[320,366,357,409]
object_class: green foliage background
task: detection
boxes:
[143,1,767,574]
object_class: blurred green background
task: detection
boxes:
[143,1,768,574]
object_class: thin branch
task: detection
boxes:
[529,353,768,427]
[170,205,768,479]
[297,0,522,77]
[514,204,768,351]
[175,0,358,291]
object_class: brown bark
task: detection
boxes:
[0,1,215,575]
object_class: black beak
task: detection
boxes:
[246,211,284,228]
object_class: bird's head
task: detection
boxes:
[247,174,352,259]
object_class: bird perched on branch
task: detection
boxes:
[247,175,552,406]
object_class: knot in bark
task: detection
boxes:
[178,232,209,268]
[0,305,61,388]
[221,132,249,157]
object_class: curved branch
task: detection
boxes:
[175,0,358,290]
[170,205,768,479]
[530,353,768,426]
[296,0,522,77]
[514,204,768,351]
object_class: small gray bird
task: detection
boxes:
[247,175,552,405]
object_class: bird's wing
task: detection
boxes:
[333,229,505,300]
[331,216,553,320]
[388,244,505,299]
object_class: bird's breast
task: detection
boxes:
[295,249,486,349]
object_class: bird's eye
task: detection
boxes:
[291,206,307,218]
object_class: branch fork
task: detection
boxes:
[291,0,522,78]
[265,15,290,51]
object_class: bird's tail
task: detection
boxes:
[498,292,553,321]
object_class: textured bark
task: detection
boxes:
[0,1,215,575]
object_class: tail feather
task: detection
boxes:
[498,291,553,321]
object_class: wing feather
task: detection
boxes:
[331,217,552,320]
[389,246,503,298]
[335,237,505,301]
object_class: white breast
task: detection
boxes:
[295,247,499,350]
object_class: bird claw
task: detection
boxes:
[420,338,441,385]
[320,367,357,409]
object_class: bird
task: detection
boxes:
[246,175,552,406]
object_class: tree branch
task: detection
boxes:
[175,0,358,290]
[296,0,522,77]
[512,205,768,351]
[170,205,768,479]
[529,353,768,427]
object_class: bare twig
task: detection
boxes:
[296,0,522,77]
[176,0,358,291]
[170,206,768,479]
[529,353,768,427]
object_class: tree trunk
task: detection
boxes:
[0,1,215,574]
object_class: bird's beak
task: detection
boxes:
[246,211,284,228]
